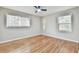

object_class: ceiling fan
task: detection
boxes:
[34,6,47,13]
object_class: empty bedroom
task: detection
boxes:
[0,6,79,53]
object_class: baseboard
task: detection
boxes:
[42,33,79,43]
[0,33,78,44]
[0,34,41,44]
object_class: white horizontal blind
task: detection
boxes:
[6,15,30,27]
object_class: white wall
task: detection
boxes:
[42,7,79,42]
[0,7,79,43]
[0,7,41,42]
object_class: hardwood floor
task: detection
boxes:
[0,35,78,53]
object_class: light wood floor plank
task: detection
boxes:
[0,35,78,53]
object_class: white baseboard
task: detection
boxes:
[42,33,79,43]
[0,33,78,44]
[0,34,41,44]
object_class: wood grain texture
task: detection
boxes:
[0,35,78,53]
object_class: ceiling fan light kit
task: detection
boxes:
[37,9,41,12]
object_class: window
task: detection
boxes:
[6,15,30,27]
[58,14,72,32]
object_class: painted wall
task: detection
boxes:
[0,7,41,42]
[42,7,79,42]
[0,7,79,42]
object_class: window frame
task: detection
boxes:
[57,14,73,32]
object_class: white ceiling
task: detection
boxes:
[3,6,76,17]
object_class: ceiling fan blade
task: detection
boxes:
[41,9,47,11]
[35,10,37,13]
[34,6,40,9]
[38,6,40,8]
[34,6,38,9]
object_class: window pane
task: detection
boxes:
[6,15,30,27]
[58,15,72,23]
[59,24,72,32]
